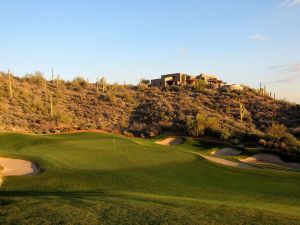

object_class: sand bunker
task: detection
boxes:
[0,157,38,176]
[203,155,253,169]
[214,148,242,156]
[240,154,300,170]
[155,137,183,145]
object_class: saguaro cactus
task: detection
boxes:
[100,77,107,93]
[7,70,13,99]
[259,83,262,95]
[96,77,99,93]
[52,68,54,84]
[239,100,246,123]
[50,93,53,117]
[56,74,60,91]
[44,80,48,106]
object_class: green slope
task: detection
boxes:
[0,132,300,225]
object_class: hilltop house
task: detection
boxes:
[150,73,196,88]
[196,73,226,89]
[151,72,225,88]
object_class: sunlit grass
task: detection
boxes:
[0,132,300,224]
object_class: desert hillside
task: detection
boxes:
[0,72,299,153]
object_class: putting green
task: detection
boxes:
[0,132,300,225]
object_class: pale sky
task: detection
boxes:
[0,0,299,102]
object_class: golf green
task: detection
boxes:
[0,132,300,225]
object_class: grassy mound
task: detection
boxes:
[0,132,300,224]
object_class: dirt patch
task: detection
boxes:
[155,137,184,145]
[214,148,242,156]
[240,154,300,170]
[0,157,39,176]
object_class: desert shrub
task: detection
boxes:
[55,112,73,124]
[167,86,182,92]
[138,83,149,91]
[263,123,300,153]
[219,128,232,140]
[267,123,288,140]
[185,113,231,139]
[206,117,220,133]
[139,79,150,85]
[71,76,88,89]
[259,138,267,146]
[283,134,300,150]
[194,79,207,92]
[23,71,45,85]
[185,113,209,136]
[146,130,158,137]
[120,90,136,104]
[105,91,117,104]
[123,131,134,138]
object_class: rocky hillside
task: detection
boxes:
[0,72,299,142]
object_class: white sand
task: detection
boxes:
[193,152,253,169]
[155,137,183,145]
[203,155,253,169]
[0,157,38,176]
[240,154,300,170]
[214,148,242,156]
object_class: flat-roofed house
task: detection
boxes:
[150,78,163,88]
[197,73,226,88]
[150,72,226,88]
[151,73,196,88]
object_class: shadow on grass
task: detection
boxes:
[192,140,226,151]
[0,190,182,208]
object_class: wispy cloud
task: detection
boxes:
[249,34,268,41]
[279,0,300,7]
[269,63,300,83]
[271,74,300,83]
[177,47,187,56]
[269,63,300,72]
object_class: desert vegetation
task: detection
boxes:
[0,71,299,154]
[0,71,300,224]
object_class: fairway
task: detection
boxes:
[1,132,300,225]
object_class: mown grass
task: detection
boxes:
[0,132,300,224]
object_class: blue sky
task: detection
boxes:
[1,0,299,102]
